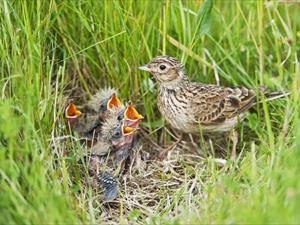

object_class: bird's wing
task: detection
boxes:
[189,84,258,124]
[96,171,118,201]
[89,141,111,156]
[75,114,101,135]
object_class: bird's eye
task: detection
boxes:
[99,104,105,111]
[159,64,166,70]
[115,131,120,136]
[113,130,121,139]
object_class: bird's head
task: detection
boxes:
[98,93,122,120]
[138,55,185,88]
[123,101,143,128]
[65,99,82,128]
[101,110,137,149]
[109,123,135,148]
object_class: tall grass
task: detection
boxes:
[0,0,299,223]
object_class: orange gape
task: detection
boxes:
[107,93,121,110]
[122,125,134,136]
[124,103,143,121]
[65,100,82,118]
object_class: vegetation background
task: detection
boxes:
[0,0,300,224]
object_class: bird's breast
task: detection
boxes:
[157,88,191,131]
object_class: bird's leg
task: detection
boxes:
[229,129,238,160]
[188,134,198,148]
[187,133,205,155]
[170,127,182,139]
[158,133,183,160]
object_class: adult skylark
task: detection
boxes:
[139,55,289,157]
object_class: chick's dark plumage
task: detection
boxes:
[86,103,143,201]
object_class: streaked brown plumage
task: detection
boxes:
[139,55,289,134]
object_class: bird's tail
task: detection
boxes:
[256,86,290,103]
[263,91,291,102]
[96,171,118,201]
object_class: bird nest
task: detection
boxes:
[78,142,209,224]
[51,122,230,224]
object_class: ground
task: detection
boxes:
[0,0,300,224]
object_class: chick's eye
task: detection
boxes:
[113,131,121,138]
[100,104,105,110]
[159,64,166,70]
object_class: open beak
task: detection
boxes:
[107,93,121,110]
[65,100,82,119]
[122,124,136,145]
[124,102,143,128]
[138,64,151,72]
[111,125,135,148]
[122,124,135,136]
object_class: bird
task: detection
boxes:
[65,99,102,141]
[138,55,289,157]
[64,90,122,141]
[88,101,143,159]
[86,123,135,201]
[86,106,143,201]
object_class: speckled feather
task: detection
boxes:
[141,55,289,133]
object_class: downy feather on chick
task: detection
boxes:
[65,100,102,140]
[65,91,122,140]
[87,118,135,201]
[83,88,122,118]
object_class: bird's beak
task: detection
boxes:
[138,64,151,72]
[122,124,135,136]
[124,102,143,120]
[111,125,135,148]
[65,100,82,119]
[124,103,143,129]
[107,93,121,110]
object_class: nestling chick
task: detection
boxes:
[83,88,122,121]
[89,102,143,159]
[87,103,143,201]
[87,122,136,201]
[65,100,102,140]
